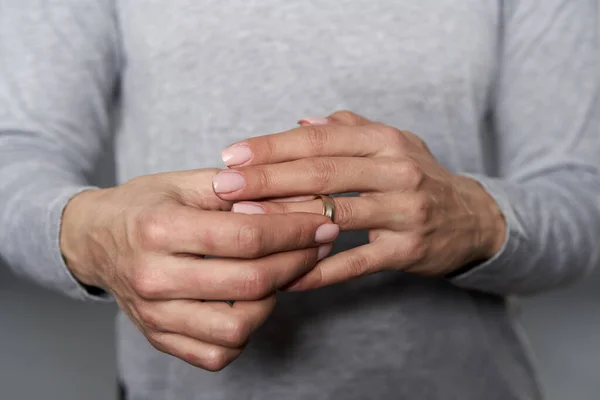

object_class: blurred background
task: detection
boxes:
[1,5,599,400]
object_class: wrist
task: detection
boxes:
[455,175,507,263]
[60,188,111,289]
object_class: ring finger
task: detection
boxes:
[232,195,392,231]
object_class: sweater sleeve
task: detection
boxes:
[0,0,120,300]
[450,0,600,295]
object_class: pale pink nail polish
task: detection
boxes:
[317,244,333,261]
[212,171,246,194]
[298,117,329,126]
[221,144,253,167]
[314,223,339,243]
[232,202,265,214]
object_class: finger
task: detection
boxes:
[326,110,372,126]
[213,157,415,200]
[139,205,338,258]
[220,124,392,167]
[135,245,332,300]
[298,111,372,128]
[283,232,428,291]
[153,168,232,211]
[281,242,392,291]
[270,195,318,202]
[232,196,392,231]
[138,296,276,348]
[146,331,242,372]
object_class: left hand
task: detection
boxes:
[211,111,506,290]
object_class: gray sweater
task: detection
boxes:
[1,1,599,399]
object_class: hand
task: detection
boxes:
[211,111,506,290]
[60,169,338,370]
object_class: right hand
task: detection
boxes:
[59,169,338,371]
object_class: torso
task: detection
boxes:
[113,1,541,398]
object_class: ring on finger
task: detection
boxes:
[318,194,336,221]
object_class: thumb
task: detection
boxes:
[167,169,232,211]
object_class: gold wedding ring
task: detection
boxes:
[319,195,335,221]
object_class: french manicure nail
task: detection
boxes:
[314,223,340,243]
[317,244,333,261]
[298,117,329,126]
[232,202,265,214]
[212,171,246,194]
[221,144,253,167]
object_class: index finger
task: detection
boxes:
[149,205,338,258]
[220,124,389,168]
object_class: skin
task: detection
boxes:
[60,169,339,371]
[61,110,506,371]
[213,110,507,291]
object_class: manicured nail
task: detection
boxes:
[298,117,329,126]
[314,223,339,243]
[212,171,246,194]
[232,202,265,215]
[317,243,333,261]
[221,144,253,167]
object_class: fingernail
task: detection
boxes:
[212,171,246,194]
[298,117,329,126]
[221,144,253,167]
[317,243,333,261]
[232,202,265,215]
[314,223,339,243]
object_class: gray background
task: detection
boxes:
[1,7,600,397]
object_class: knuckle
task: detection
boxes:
[398,234,428,264]
[146,331,168,353]
[305,125,330,153]
[330,110,358,124]
[333,199,354,227]
[345,253,372,279]
[261,136,277,161]
[221,317,251,347]
[408,194,432,225]
[310,158,338,192]
[136,302,160,329]
[242,267,273,299]
[130,267,164,299]
[289,219,313,248]
[256,166,276,193]
[394,159,424,189]
[235,223,264,258]
[373,123,405,148]
[203,347,231,372]
[135,211,169,249]
[199,227,217,254]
